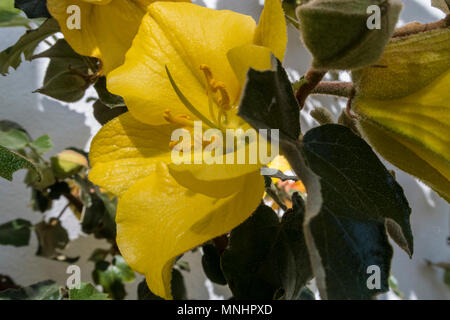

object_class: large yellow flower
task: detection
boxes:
[47,0,189,74]
[89,0,287,299]
[353,27,450,202]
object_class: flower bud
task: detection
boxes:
[296,0,402,70]
[51,149,88,179]
[352,28,450,202]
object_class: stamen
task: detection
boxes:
[200,65,231,111]
[163,109,194,127]
[214,82,231,111]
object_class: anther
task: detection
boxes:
[163,109,194,127]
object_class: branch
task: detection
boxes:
[393,15,450,38]
[310,81,354,98]
[295,68,327,108]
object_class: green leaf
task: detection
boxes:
[94,77,126,108]
[92,255,135,300]
[238,57,300,141]
[68,283,109,300]
[0,0,29,27]
[14,0,50,19]
[138,269,187,300]
[0,129,29,150]
[201,244,227,285]
[93,100,127,125]
[389,275,404,299]
[0,218,32,247]
[30,134,52,154]
[0,18,59,75]
[0,280,60,300]
[221,198,312,300]
[0,145,38,181]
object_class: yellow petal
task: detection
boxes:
[107,2,257,125]
[254,0,287,61]
[116,164,264,299]
[47,0,189,75]
[354,70,450,202]
[227,44,272,85]
[89,113,176,196]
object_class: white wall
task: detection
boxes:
[0,0,448,300]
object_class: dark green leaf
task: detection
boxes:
[30,188,52,212]
[221,199,312,300]
[0,120,28,134]
[35,71,87,102]
[81,192,116,240]
[93,100,127,125]
[0,280,60,300]
[310,210,393,299]
[0,18,59,75]
[138,269,187,300]
[88,248,110,263]
[35,218,72,261]
[0,218,32,247]
[201,244,227,285]
[302,124,413,256]
[94,77,125,108]
[0,274,20,292]
[238,57,300,141]
[68,283,109,300]
[14,0,50,19]
[0,145,38,181]
[298,286,315,300]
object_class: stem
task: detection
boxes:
[310,81,354,98]
[57,203,70,220]
[393,15,450,38]
[63,192,83,213]
[295,69,327,108]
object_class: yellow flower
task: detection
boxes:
[89,0,287,299]
[47,0,190,75]
[353,28,450,202]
